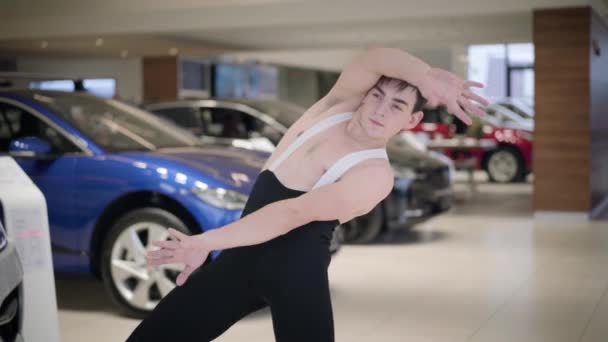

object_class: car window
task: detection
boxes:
[0,103,80,153]
[153,107,200,129]
[199,107,249,139]
[198,107,280,142]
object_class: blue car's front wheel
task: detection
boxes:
[100,207,193,318]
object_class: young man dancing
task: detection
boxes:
[130,47,488,342]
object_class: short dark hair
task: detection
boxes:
[374,76,427,112]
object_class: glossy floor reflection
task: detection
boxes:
[56,176,608,342]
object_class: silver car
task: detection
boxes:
[146,99,348,250]
[0,220,24,342]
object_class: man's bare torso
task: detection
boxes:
[261,99,379,192]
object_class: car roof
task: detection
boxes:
[150,97,306,126]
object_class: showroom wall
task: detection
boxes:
[17,57,143,104]
[277,66,321,107]
[230,46,460,107]
[590,10,608,217]
[224,47,457,74]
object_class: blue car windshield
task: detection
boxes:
[23,91,201,151]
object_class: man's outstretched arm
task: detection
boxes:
[147,162,394,284]
[190,161,393,251]
[325,47,431,104]
[320,47,488,124]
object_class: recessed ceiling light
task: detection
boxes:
[169,47,178,56]
[120,50,128,58]
[95,38,104,47]
[40,41,49,48]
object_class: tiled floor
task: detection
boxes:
[55,177,608,342]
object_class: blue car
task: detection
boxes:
[0,90,270,317]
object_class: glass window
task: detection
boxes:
[153,107,199,129]
[467,43,534,106]
[83,79,116,98]
[0,103,79,153]
[214,63,278,99]
[15,91,201,152]
[199,107,283,143]
[200,107,253,139]
[29,80,75,92]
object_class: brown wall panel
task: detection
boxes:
[142,56,178,104]
[533,6,591,212]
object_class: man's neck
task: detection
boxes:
[344,115,387,150]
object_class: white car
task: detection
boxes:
[493,98,535,120]
[485,103,534,131]
[0,221,24,342]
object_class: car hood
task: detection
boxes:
[131,146,269,192]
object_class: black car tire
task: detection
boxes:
[485,146,526,183]
[342,204,384,244]
[100,207,192,318]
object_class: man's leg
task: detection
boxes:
[127,258,266,341]
[265,255,335,342]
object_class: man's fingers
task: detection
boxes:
[147,248,173,259]
[463,90,489,107]
[168,228,187,242]
[464,80,484,88]
[152,240,179,250]
[146,256,173,267]
[459,99,487,118]
[176,265,195,286]
[449,102,473,126]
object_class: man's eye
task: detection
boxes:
[392,105,402,111]
[372,93,380,98]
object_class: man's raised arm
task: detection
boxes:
[325,47,431,104]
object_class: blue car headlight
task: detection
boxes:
[0,223,7,252]
[191,185,248,210]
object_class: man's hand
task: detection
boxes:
[418,67,489,125]
[146,228,209,286]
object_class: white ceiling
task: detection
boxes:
[0,0,597,58]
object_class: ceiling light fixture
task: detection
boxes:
[120,50,128,58]
[40,41,49,48]
[169,47,179,56]
[95,38,104,47]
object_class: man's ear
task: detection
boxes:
[403,111,423,130]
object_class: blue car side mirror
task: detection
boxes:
[8,136,54,159]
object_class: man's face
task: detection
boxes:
[355,81,423,140]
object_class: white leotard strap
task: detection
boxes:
[312,148,388,190]
[268,112,353,171]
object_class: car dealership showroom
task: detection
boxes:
[1,1,608,341]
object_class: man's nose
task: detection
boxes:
[374,101,390,117]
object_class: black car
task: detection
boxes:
[147,99,453,243]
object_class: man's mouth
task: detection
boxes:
[369,118,385,127]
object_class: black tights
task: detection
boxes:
[127,226,335,342]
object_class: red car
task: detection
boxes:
[411,107,533,183]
